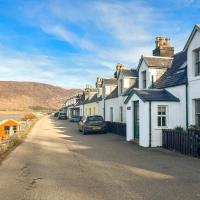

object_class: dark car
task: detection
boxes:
[70,115,82,122]
[58,112,67,120]
[54,112,59,117]
[78,115,107,134]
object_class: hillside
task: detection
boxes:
[0,81,82,111]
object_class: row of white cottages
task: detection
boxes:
[62,24,200,147]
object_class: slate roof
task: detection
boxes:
[105,87,118,100]
[84,93,99,104]
[142,56,172,68]
[103,78,117,85]
[120,69,138,77]
[124,89,180,104]
[123,79,139,96]
[154,51,187,89]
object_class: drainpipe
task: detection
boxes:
[186,82,189,129]
[149,101,152,147]
[104,99,106,120]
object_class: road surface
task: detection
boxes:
[0,116,200,200]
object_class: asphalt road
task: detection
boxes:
[0,116,200,200]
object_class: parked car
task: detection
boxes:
[58,113,67,120]
[54,112,59,117]
[78,115,107,134]
[70,115,82,122]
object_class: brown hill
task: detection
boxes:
[0,81,82,111]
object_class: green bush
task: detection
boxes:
[174,126,185,132]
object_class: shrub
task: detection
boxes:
[21,113,37,121]
[174,126,185,132]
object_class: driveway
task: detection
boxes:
[0,116,200,200]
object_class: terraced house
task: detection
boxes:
[125,24,200,147]
[62,24,200,148]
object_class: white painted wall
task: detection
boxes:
[166,85,187,128]
[187,30,200,125]
[98,100,104,118]
[126,94,149,147]
[105,98,119,122]
[151,101,183,147]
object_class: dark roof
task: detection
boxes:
[154,51,187,89]
[143,56,173,68]
[105,87,118,100]
[183,24,200,51]
[124,89,180,104]
[123,79,139,96]
[84,93,99,104]
[119,69,138,78]
[103,78,117,85]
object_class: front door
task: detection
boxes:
[133,101,139,140]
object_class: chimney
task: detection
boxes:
[115,63,124,78]
[153,37,174,57]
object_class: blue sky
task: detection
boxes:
[0,0,199,88]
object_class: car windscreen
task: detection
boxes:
[87,116,103,121]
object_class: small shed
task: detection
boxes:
[0,119,21,140]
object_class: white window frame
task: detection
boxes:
[157,105,168,128]
[195,99,200,127]
[195,49,200,76]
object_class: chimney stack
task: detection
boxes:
[153,37,174,57]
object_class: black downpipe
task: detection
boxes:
[104,99,106,120]
[149,101,152,147]
[186,83,189,129]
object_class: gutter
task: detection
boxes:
[149,101,152,147]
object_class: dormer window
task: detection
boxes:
[142,70,146,88]
[195,49,200,76]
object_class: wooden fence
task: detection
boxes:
[106,122,126,137]
[162,129,200,157]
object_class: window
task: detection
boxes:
[93,107,95,115]
[195,49,200,76]
[4,126,9,134]
[120,106,123,122]
[157,105,168,127]
[110,107,113,122]
[142,71,146,88]
[195,99,200,127]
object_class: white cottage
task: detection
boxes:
[183,24,200,127]
[125,36,189,147]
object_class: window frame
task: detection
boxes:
[141,70,147,88]
[195,49,200,76]
[157,105,168,128]
[195,99,200,127]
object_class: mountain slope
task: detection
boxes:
[0,81,82,111]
